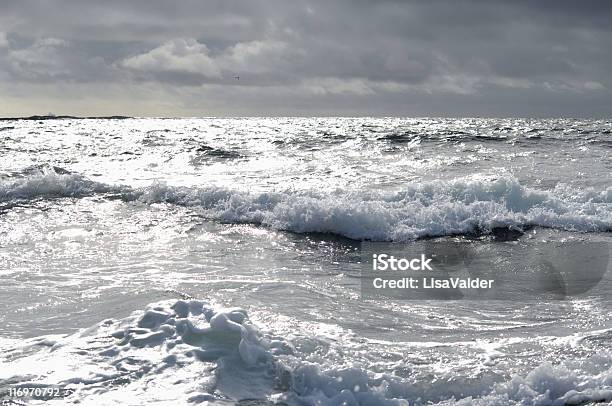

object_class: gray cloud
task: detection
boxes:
[7,38,72,79]
[0,32,8,48]
[0,0,611,116]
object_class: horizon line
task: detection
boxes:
[2,114,611,121]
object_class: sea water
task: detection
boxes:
[0,117,610,405]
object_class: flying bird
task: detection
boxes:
[234,76,240,80]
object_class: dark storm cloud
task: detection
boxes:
[1,0,611,116]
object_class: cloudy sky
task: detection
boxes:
[1,0,611,117]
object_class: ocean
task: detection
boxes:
[0,117,610,405]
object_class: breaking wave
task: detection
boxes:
[0,168,117,203]
[1,168,610,240]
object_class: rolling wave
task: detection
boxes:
[0,168,117,202]
[1,168,610,241]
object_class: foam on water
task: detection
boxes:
[1,300,610,405]
[1,169,610,240]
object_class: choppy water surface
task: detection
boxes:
[0,118,611,405]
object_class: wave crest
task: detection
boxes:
[1,169,610,240]
[135,176,611,240]
[0,168,115,203]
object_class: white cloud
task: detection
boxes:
[542,79,606,93]
[302,77,375,96]
[121,38,294,80]
[218,40,293,74]
[121,38,221,78]
[301,75,481,97]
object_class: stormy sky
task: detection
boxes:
[1,0,611,117]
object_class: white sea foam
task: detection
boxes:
[1,170,610,240]
[1,300,610,405]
